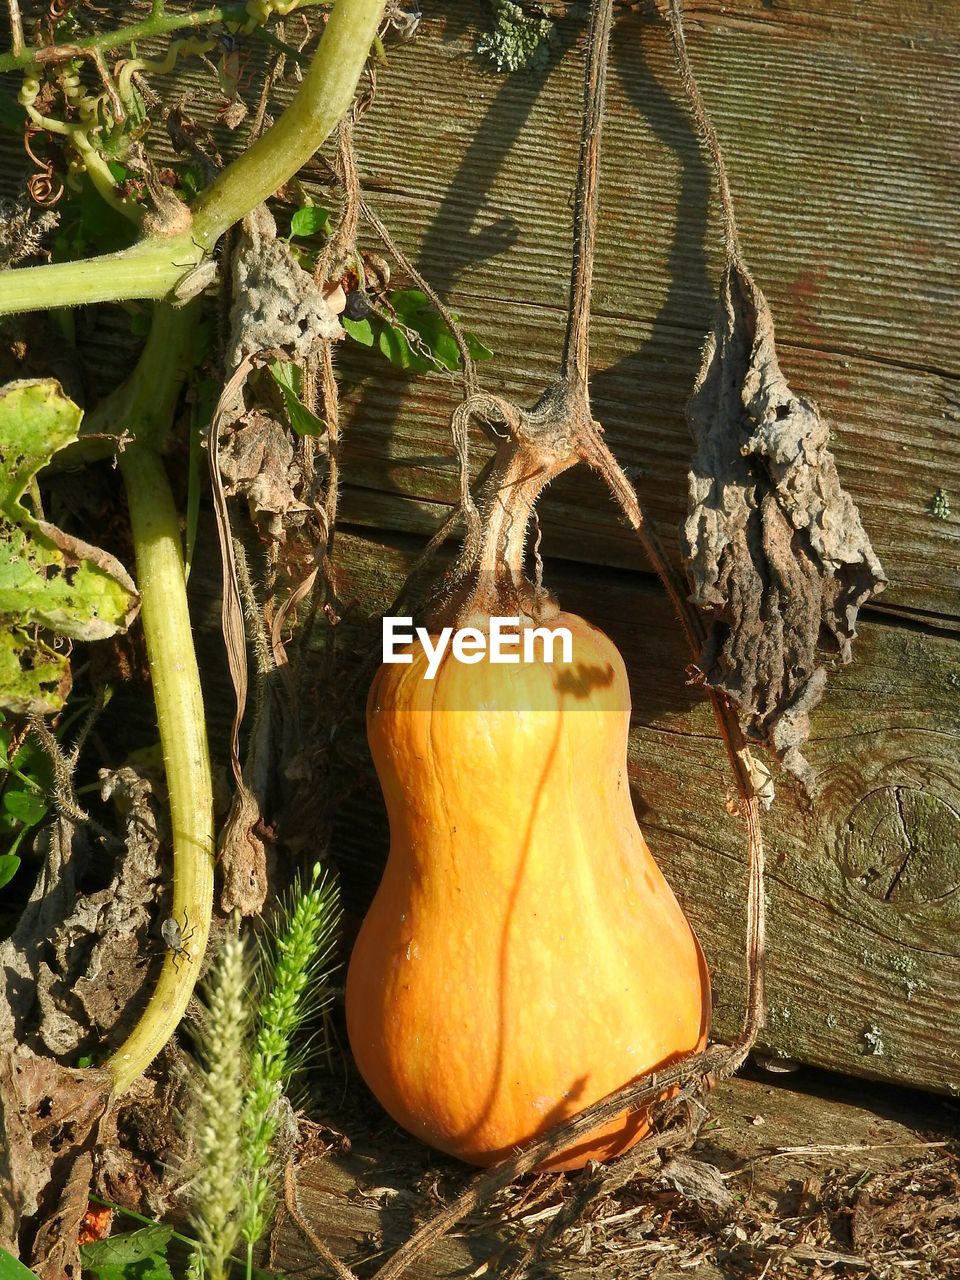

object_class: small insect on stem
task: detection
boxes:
[161,908,197,972]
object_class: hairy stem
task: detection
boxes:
[0,0,385,316]
[103,305,214,1096]
[561,0,613,391]
[664,0,741,262]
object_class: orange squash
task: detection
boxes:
[345,610,710,1170]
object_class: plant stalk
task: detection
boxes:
[99,304,214,1095]
[109,440,214,1094]
[194,0,384,243]
[0,0,386,316]
[0,0,326,72]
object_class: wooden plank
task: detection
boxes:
[1,1,956,613]
[297,526,960,1096]
[266,1070,956,1280]
[334,312,960,623]
[313,0,960,618]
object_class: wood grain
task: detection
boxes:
[312,527,960,1097]
[1,0,956,614]
[319,0,960,618]
[266,1069,954,1280]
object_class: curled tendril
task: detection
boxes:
[23,125,64,206]
[115,36,215,112]
[19,68,139,221]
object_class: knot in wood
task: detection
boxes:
[843,785,960,907]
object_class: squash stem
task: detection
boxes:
[110,438,215,1095]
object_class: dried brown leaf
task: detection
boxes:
[681,262,887,787]
[219,780,269,916]
[219,409,309,540]
[0,1048,111,1275]
[659,1155,734,1212]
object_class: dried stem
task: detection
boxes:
[561,0,613,390]
[360,194,481,549]
[208,352,268,789]
[504,1102,697,1280]
[7,0,23,58]
[664,0,742,263]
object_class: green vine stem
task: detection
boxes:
[112,439,214,1095]
[0,0,325,73]
[3,0,385,1091]
[0,0,386,316]
[96,304,215,1096]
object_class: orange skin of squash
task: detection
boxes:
[345,612,710,1171]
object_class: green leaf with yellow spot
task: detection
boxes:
[0,380,139,714]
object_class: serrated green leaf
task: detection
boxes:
[290,204,330,238]
[267,361,326,437]
[342,316,375,346]
[0,854,20,889]
[0,1246,39,1280]
[0,380,139,715]
[80,1225,174,1280]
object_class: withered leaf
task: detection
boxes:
[227,204,343,372]
[681,262,887,788]
[218,408,309,540]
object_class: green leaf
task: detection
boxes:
[10,732,53,787]
[0,624,68,716]
[378,324,429,373]
[342,316,375,346]
[80,1226,174,1280]
[0,854,20,889]
[467,332,494,362]
[0,1247,39,1280]
[52,175,139,261]
[386,290,492,371]
[290,204,330,239]
[0,380,139,714]
[388,288,428,321]
[3,787,47,826]
[267,361,326,437]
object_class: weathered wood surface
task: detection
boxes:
[2,0,957,1093]
[298,527,960,1097]
[4,0,954,616]
[321,0,960,621]
[302,0,960,1093]
[267,1070,957,1279]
